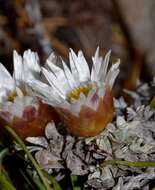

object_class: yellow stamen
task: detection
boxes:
[67,83,92,101]
[8,88,27,102]
[8,90,17,102]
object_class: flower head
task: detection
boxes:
[29,47,120,137]
[0,49,41,101]
[0,50,58,139]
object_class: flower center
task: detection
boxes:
[8,90,17,102]
[8,88,27,102]
[67,83,92,102]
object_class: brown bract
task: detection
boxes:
[0,101,59,139]
[56,88,114,137]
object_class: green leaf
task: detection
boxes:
[5,126,51,190]
[101,160,155,167]
[150,96,155,108]
[0,148,9,172]
[19,169,35,190]
[71,175,81,190]
[0,172,16,190]
[43,171,62,190]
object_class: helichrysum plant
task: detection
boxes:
[0,48,155,190]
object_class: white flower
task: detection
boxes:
[0,49,41,117]
[0,49,40,102]
[0,50,57,139]
[29,47,120,137]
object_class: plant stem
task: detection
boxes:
[150,96,155,108]
[101,160,155,167]
[71,175,81,190]
[19,169,35,189]
[43,171,62,190]
[5,126,51,190]
[0,172,17,190]
[0,148,9,172]
[0,148,9,161]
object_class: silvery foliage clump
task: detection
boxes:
[26,79,155,190]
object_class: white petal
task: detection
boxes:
[61,59,77,89]
[45,55,60,72]
[0,101,12,112]
[70,93,86,115]
[98,50,111,82]
[44,52,59,70]
[0,88,9,102]
[97,85,106,97]
[10,96,38,118]
[13,50,23,86]
[54,100,70,110]
[42,68,66,99]
[91,64,97,82]
[69,49,80,85]
[45,58,71,92]
[77,50,90,81]
[91,47,102,81]
[23,49,41,81]
[15,87,24,97]
[28,80,61,105]
[71,50,89,82]
[85,86,99,110]
[10,97,24,118]
[0,63,14,90]
[94,47,102,74]
[28,80,70,110]
[86,87,97,104]
[105,59,120,89]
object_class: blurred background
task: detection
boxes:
[0,0,155,95]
